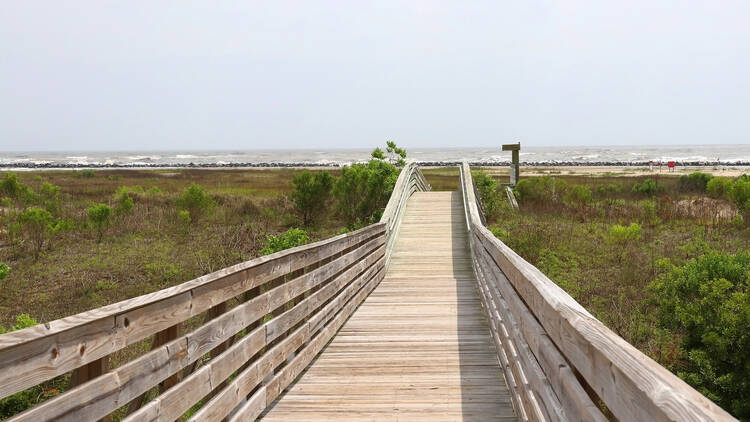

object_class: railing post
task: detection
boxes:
[70,356,111,422]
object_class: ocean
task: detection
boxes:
[1,145,749,169]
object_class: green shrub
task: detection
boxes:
[472,170,503,220]
[632,178,660,196]
[0,173,24,198]
[0,173,38,205]
[290,170,334,226]
[515,176,567,203]
[18,207,67,259]
[176,183,215,220]
[0,263,9,280]
[178,210,191,225]
[489,226,509,242]
[39,182,61,215]
[78,169,96,178]
[261,228,309,255]
[0,313,38,335]
[608,222,642,243]
[87,203,111,242]
[706,177,733,199]
[563,185,592,209]
[113,186,140,215]
[333,159,398,228]
[371,147,386,160]
[650,252,750,418]
[728,176,750,215]
[679,172,712,192]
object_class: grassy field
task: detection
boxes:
[0,168,345,329]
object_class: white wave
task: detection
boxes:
[126,155,161,161]
[570,154,600,160]
[175,154,198,159]
[66,156,88,160]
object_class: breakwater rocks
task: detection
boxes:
[1,160,749,169]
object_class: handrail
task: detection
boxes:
[0,222,387,421]
[380,161,430,267]
[459,162,736,422]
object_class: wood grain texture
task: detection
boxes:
[459,162,736,422]
[263,191,516,421]
[0,223,384,401]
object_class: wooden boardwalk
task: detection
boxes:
[263,191,515,421]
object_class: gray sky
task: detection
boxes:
[1,1,749,151]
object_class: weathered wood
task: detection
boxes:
[459,162,736,422]
[476,225,736,421]
[6,232,386,421]
[0,223,384,401]
[123,327,266,422]
[263,192,515,422]
[380,162,430,267]
[189,257,385,422]
[475,237,607,422]
[123,323,183,416]
[69,356,111,422]
[476,243,569,422]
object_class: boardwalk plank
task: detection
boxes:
[262,191,515,421]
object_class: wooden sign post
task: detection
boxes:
[502,142,521,186]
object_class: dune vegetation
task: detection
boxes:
[468,169,750,418]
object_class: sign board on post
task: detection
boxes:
[502,142,521,186]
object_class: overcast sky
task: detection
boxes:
[1,1,749,151]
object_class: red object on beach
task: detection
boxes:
[667,161,675,168]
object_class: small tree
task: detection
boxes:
[333,159,399,228]
[87,203,111,243]
[0,263,9,280]
[385,141,407,167]
[290,170,334,226]
[371,141,407,167]
[176,183,215,220]
[18,207,55,260]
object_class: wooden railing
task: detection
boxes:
[380,161,429,266]
[0,223,387,421]
[459,162,736,422]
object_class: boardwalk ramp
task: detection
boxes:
[263,191,515,421]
